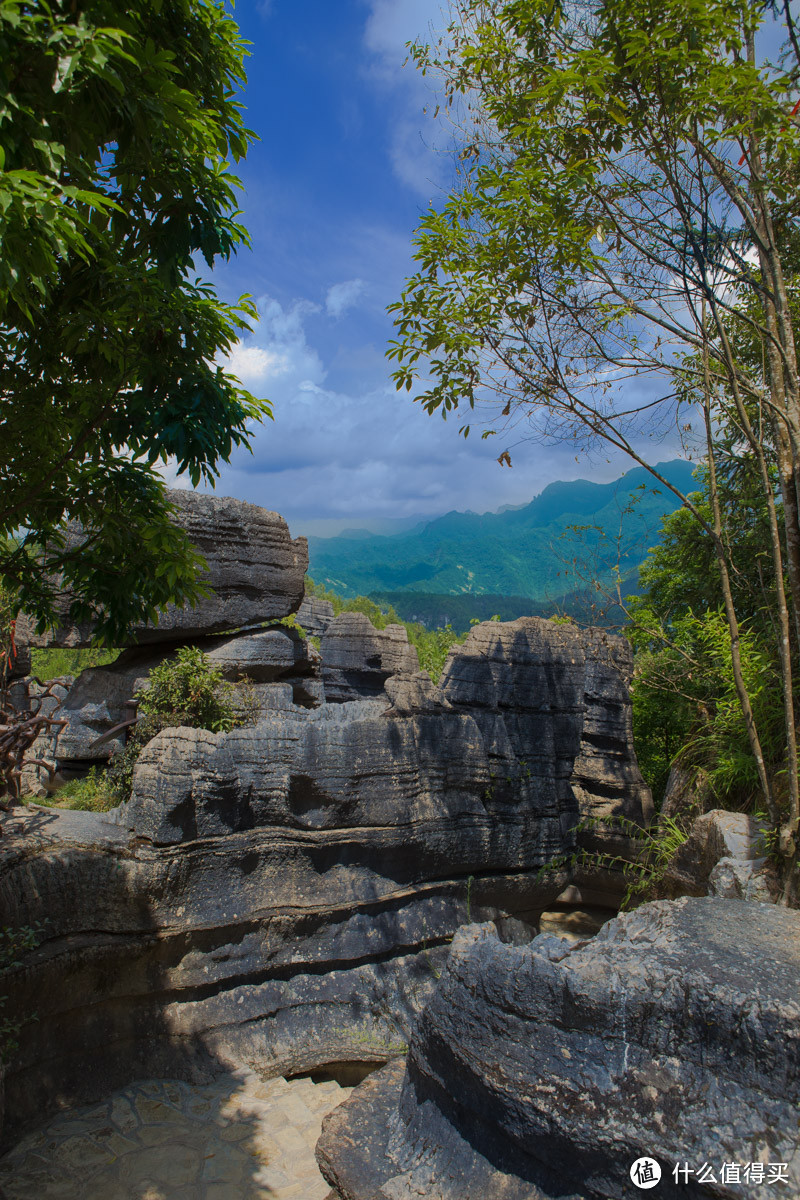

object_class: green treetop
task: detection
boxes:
[0,0,271,643]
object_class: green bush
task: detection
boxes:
[107,646,254,805]
[137,645,239,731]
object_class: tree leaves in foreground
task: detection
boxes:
[0,0,271,644]
[389,0,800,899]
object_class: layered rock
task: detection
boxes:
[1,617,650,1149]
[295,594,335,637]
[656,809,781,904]
[318,898,800,1200]
[320,613,421,701]
[22,490,308,648]
[44,626,321,771]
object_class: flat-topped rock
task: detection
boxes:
[22,490,308,648]
[296,594,336,637]
[320,613,420,701]
[318,898,800,1200]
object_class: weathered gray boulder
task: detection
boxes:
[296,594,335,637]
[320,613,420,701]
[318,898,800,1200]
[656,809,781,904]
[22,490,308,648]
[0,617,650,1149]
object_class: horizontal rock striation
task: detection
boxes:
[320,613,421,702]
[318,898,800,1200]
[21,490,308,648]
[1,617,650,1148]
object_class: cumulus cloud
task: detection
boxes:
[200,293,662,536]
[326,279,366,318]
[221,344,288,385]
[219,297,325,394]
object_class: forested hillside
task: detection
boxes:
[308,460,696,600]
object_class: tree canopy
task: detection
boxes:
[389,0,800,896]
[0,0,270,643]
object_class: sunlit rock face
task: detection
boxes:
[19,489,308,649]
[317,898,800,1200]
[0,617,651,1149]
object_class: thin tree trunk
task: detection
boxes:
[701,313,781,831]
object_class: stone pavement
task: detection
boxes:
[0,1068,351,1199]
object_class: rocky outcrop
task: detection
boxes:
[320,614,420,702]
[22,490,308,648]
[1,617,650,1148]
[41,627,320,772]
[656,809,781,903]
[318,897,800,1200]
[295,594,335,637]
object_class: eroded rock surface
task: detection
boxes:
[320,613,420,701]
[22,490,308,648]
[657,809,781,904]
[1,617,650,1151]
[317,898,800,1200]
[296,594,335,637]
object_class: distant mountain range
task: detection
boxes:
[307,461,699,615]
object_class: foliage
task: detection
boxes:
[587,815,691,910]
[31,646,120,681]
[390,0,800,892]
[107,647,255,804]
[539,815,690,911]
[35,765,116,813]
[0,0,271,644]
[137,646,238,732]
[630,462,790,810]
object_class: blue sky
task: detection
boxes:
[196,0,683,537]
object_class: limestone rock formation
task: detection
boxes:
[656,809,781,903]
[320,613,420,702]
[295,594,335,637]
[0,616,650,1150]
[22,490,308,648]
[317,897,800,1200]
[48,626,320,771]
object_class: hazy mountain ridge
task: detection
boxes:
[307,460,698,600]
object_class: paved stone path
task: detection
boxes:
[0,1069,350,1199]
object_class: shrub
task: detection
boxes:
[37,766,116,813]
[108,646,254,804]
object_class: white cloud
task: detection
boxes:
[218,297,325,394]
[363,0,447,77]
[361,0,453,198]
[221,344,288,385]
[326,278,366,318]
